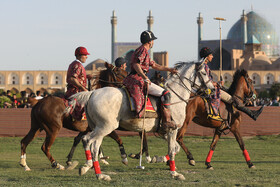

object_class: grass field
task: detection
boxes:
[0,135,279,186]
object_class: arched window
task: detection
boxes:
[264,73,274,85]
[8,73,19,85]
[22,73,34,85]
[36,73,48,85]
[0,73,4,85]
[251,73,261,85]
[51,73,62,85]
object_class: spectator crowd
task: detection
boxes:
[0,90,49,108]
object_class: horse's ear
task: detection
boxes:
[105,62,112,69]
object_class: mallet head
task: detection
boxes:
[136,165,145,170]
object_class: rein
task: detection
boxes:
[167,66,209,105]
[233,75,256,105]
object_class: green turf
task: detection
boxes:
[0,135,279,186]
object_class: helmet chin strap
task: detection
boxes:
[149,42,153,49]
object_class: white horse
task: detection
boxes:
[67,62,215,181]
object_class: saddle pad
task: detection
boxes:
[123,87,156,112]
[202,97,224,121]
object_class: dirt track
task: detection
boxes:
[0,107,279,137]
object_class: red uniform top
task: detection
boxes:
[65,60,87,99]
[123,45,155,117]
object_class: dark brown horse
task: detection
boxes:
[19,62,128,171]
[176,69,259,169]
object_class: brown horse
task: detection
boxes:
[176,69,259,169]
[19,62,128,171]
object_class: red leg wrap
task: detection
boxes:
[93,161,101,174]
[169,160,176,171]
[85,150,92,160]
[165,155,170,160]
[243,149,251,162]
[206,150,214,163]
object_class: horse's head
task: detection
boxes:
[96,62,128,88]
[241,71,257,104]
[229,69,257,105]
[166,62,215,99]
[193,62,215,92]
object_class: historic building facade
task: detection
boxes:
[198,9,280,91]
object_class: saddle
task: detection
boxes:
[123,87,160,118]
[201,96,234,132]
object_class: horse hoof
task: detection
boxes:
[55,163,65,170]
[100,159,110,165]
[79,165,91,176]
[145,156,152,163]
[170,171,185,180]
[250,165,256,169]
[24,165,31,171]
[66,161,79,170]
[96,174,111,181]
[122,158,128,165]
[189,159,195,166]
[151,156,156,163]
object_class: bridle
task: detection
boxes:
[234,75,256,105]
[98,66,127,86]
[167,64,212,104]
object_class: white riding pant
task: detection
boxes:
[220,90,232,103]
[148,82,165,97]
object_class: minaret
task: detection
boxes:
[241,10,248,49]
[197,12,203,59]
[111,10,117,63]
[147,10,154,60]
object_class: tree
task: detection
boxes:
[269,83,280,99]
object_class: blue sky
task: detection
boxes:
[0,0,279,70]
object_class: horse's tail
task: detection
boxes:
[63,99,76,116]
[70,91,94,107]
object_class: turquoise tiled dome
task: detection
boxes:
[227,11,279,56]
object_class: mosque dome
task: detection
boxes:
[227,11,279,57]
[85,59,106,70]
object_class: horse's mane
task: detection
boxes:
[92,68,111,89]
[174,61,197,71]
[228,69,248,95]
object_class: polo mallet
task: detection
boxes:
[136,84,149,170]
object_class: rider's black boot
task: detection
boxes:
[235,105,264,121]
[161,106,177,130]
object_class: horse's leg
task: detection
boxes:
[168,129,185,180]
[79,131,93,175]
[20,126,40,171]
[205,129,222,170]
[65,131,87,170]
[41,127,64,170]
[230,117,255,169]
[176,111,195,166]
[129,132,151,163]
[107,130,128,165]
[80,127,112,181]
